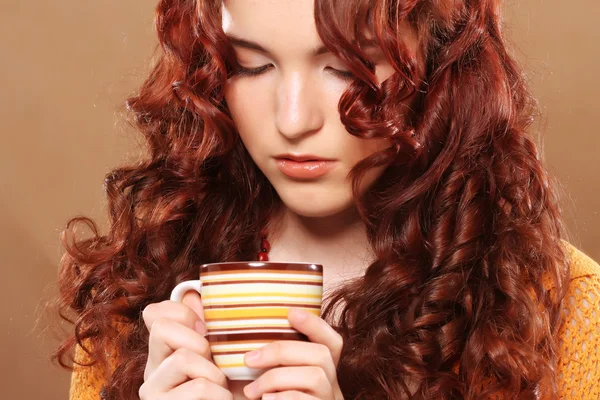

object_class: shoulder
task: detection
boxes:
[541,240,600,291]
[69,322,128,400]
[554,241,600,399]
[557,241,600,333]
[562,240,600,281]
[558,241,600,321]
[70,341,111,400]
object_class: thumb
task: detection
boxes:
[181,290,205,324]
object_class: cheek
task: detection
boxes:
[224,84,270,147]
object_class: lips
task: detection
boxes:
[274,154,336,162]
[274,158,337,179]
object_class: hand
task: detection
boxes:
[138,291,233,399]
[242,307,344,400]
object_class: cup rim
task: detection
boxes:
[199,261,323,272]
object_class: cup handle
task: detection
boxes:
[170,280,202,302]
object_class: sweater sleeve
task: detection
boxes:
[69,341,115,400]
[555,248,600,399]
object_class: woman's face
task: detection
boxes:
[222,0,396,218]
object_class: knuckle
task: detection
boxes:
[138,382,149,399]
[149,317,172,340]
[192,377,208,391]
[270,341,283,357]
[168,347,193,367]
[142,363,151,382]
[317,343,331,362]
[199,336,211,352]
[333,332,344,350]
[145,300,198,330]
[192,376,232,400]
[217,370,229,388]
[309,366,328,386]
[142,303,157,323]
[195,336,211,358]
[169,301,194,323]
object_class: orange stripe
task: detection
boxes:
[215,361,247,368]
[205,307,320,321]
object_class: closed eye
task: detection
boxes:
[231,64,354,80]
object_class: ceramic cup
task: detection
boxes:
[169,261,323,381]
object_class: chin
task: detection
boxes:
[285,203,352,218]
[275,186,355,218]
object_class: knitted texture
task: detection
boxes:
[68,242,600,399]
[555,244,600,399]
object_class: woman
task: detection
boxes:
[54,0,600,399]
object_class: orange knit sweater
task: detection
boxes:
[68,242,600,399]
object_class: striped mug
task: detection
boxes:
[169,261,323,381]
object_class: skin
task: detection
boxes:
[222,0,398,285]
[222,1,394,397]
[141,0,421,398]
[140,292,344,400]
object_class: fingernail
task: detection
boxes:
[289,307,307,321]
[245,350,260,364]
[195,320,206,335]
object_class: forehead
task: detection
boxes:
[222,0,316,38]
[222,0,320,50]
[222,0,378,59]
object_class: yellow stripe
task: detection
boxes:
[218,362,247,368]
[203,284,322,296]
[202,292,322,299]
[212,347,260,353]
[204,307,320,320]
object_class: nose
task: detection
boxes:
[275,71,325,141]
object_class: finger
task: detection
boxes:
[145,317,212,380]
[287,308,344,366]
[141,348,228,396]
[165,377,233,399]
[243,341,336,383]
[142,298,205,332]
[181,290,205,324]
[244,366,331,399]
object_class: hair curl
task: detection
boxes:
[53,0,571,399]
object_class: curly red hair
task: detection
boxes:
[53,0,571,399]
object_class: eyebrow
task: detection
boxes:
[225,34,379,57]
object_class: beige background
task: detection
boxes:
[1,1,598,398]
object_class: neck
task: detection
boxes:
[266,206,375,282]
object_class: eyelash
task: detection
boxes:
[233,65,354,80]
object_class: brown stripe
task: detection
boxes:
[202,280,323,286]
[204,303,322,310]
[213,350,253,356]
[208,332,308,344]
[210,339,287,346]
[200,263,323,273]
